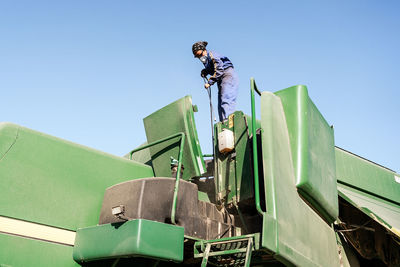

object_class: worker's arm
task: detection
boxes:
[201,69,208,78]
[207,52,224,86]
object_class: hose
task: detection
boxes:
[203,77,216,159]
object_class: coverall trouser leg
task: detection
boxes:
[217,67,239,121]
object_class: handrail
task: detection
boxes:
[128,132,185,225]
[171,133,185,225]
[129,133,183,160]
[250,78,264,215]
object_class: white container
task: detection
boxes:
[218,129,234,153]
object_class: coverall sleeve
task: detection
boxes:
[207,52,224,86]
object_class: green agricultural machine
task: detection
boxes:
[1,79,399,266]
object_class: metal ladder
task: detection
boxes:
[194,235,255,267]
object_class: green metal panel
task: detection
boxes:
[275,85,338,222]
[0,122,154,231]
[214,112,258,204]
[259,92,340,267]
[335,147,400,204]
[73,219,184,263]
[0,233,79,267]
[338,183,400,237]
[232,113,258,203]
[143,96,206,180]
[214,118,237,203]
[125,142,153,167]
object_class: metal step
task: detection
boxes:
[194,234,255,267]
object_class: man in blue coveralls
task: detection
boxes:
[192,41,239,122]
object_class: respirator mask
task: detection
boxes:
[199,55,207,64]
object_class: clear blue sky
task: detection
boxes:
[1,1,399,171]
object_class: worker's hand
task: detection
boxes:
[204,83,210,89]
[200,69,207,78]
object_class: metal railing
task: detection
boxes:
[128,132,185,225]
[250,78,264,216]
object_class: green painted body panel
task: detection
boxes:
[198,190,211,202]
[259,92,340,267]
[335,147,400,237]
[275,85,338,222]
[126,142,153,167]
[214,120,235,203]
[0,122,154,231]
[231,112,257,203]
[338,183,400,237]
[73,219,184,263]
[214,112,259,204]
[0,233,79,267]
[335,147,400,205]
[143,96,206,180]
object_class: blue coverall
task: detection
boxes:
[202,50,239,121]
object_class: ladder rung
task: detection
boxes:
[203,237,252,246]
[196,247,248,258]
[195,235,256,266]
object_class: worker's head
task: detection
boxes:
[192,41,208,58]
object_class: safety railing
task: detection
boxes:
[129,132,185,225]
[250,78,264,216]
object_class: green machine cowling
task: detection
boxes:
[275,85,338,222]
[73,219,184,263]
[258,91,340,267]
[335,147,400,237]
[335,147,400,204]
[0,122,154,231]
[213,111,259,205]
[143,95,206,180]
[0,233,79,267]
[0,122,155,267]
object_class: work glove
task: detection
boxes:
[200,69,207,78]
